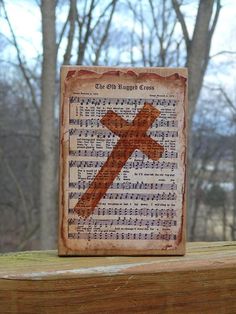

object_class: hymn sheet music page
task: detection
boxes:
[59,66,187,255]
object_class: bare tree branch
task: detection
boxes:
[57,14,69,54]
[0,130,40,139]
[202,0,222,73]
[93,0,118,65]
[210,50,236,59]
[172,0,190,51]
[90,1,115,34]
[77,0,96,64]
[139,1,146,66]
[0,146,30,229]
[219,87,236,114]
[209,0,221,39]
[17,223,40,251]
[0,0,40,116]
[63,0,77,64]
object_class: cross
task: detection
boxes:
[74,103,164,218]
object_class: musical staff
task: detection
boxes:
[69,191,177,201]
[68,208,177,217]
[69,118,178,128]
[68,232,177,241]
[68,217,177,227]
[69,128,178,138]
[69,96,176,107]
[69,149,178,158]
[69,181,177,190]
[69,160,177,170]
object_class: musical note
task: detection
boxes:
[69,191,177,201]
[69,96,176,108]
[69,118,178,128]
[69,181,177,190]
[69,217,177,228]
[68,232,177,241]
[69,160,177,170]
[68,128,178,138]
[66,94,182,243]
[69,149,178,158]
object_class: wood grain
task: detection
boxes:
[0,242,236,313]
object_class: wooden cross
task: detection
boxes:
[74,103,164,218]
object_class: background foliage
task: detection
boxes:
[0,0,236,251]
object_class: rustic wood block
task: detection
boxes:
[0,242,236,313]
[59,66,188,255]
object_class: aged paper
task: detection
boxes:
[59,66,187,255]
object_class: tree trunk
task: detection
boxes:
[189,186,201,241]
[222,205,226,241]
[40,0,57,249]
[63,0,77,65]
[233,133,236,240]
[173,0,221,241]
[187,0,217,125]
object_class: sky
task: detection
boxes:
[0,0,236,89]
[1,1,41,57]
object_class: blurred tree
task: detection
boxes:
[218,87,236,239]
[40,0,57,249]
[126,0,181,67]
[0,0,119,250]
[60,0,118,65]
[204,184,227,240]
[0,0,41,251]
[0,0,235,251]
[189,97,228,240]
[172,0,221,240]
[0,75,41,251]
[40,0,119,248]
[172,0,221,125]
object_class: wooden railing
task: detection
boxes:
[0,242,236,313]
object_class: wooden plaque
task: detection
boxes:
[59,66,187,256]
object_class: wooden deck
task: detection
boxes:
[0,242,236,313]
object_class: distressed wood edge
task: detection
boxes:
[1,242,236,281]
[58,241,186,256]
[58,66,187,255]
[1,267,236,314]
[0,252,235,281]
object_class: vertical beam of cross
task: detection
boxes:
[74,103,164,218]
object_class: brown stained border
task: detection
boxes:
[59,76,68,250]
[178,76,188,249]
[59,67,187,255]
[65,69,187,86]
